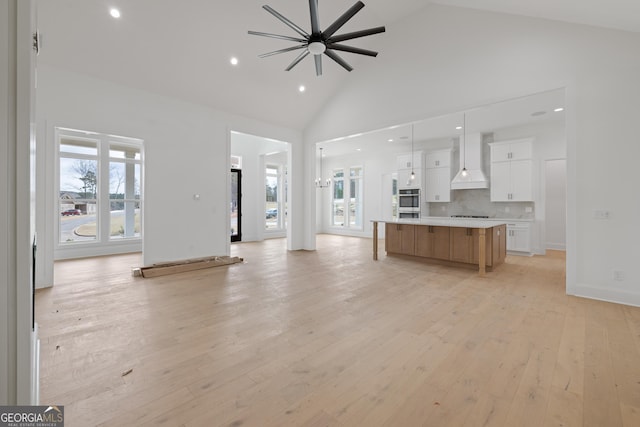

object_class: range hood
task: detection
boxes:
[451,133,489,190]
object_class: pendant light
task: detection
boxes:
[460,113,469,178]
[315,147,330,188]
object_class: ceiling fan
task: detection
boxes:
[248,0,385,76]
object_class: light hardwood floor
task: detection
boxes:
[36,235,640,426]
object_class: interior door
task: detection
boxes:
[231,169,241,242]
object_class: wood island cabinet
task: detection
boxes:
[384,222,506,271]
[385,223,416,256]
[415,225,450,260]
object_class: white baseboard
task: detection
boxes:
[570,284,640,308]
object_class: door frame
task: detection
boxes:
[231,168,242,242]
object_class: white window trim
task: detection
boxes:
[265,163,286,233]
[348,165,364,231]
[329,165,364,231]
[54,127,144,260]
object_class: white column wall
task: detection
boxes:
[0,0,16,405]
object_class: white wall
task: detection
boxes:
[305,5,640,307]
[36,65,302,271]
[545,159,567,250]
[0,0,15,404]
[1,0,37,404]
[493,119,566,253]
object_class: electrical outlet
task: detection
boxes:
[613,270,625,281]
[594,210,610,220]
[525,207,533,213]
[504,207,510,213]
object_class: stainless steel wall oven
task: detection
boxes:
[398,188,420,218]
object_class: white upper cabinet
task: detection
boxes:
[490,139,533,201]
[397,151,423,190]
[397,152,422,170]
[425,149,452,202]
[426,168,451,202]
[425,150,451,169]
[491,138,532,162]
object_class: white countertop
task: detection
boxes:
[371,217,507,229]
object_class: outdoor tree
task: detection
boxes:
[72,160,97,198]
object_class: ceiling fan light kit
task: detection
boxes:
[249,0,386,76]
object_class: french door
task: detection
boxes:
[231,169,241,242]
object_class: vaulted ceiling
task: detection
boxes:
[36,0,640,131]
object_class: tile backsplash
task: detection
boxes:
[426,189,535,219]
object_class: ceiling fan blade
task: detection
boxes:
[309,0,321,34]
[324,49,353,72]
[314,54,323,76]
[262,5,309,38]
[259,45,307,58]
[327,26,386,43]
[326,43,378,57]
[285,50,310,71]
[248,30,307,43]
[323,1,365,39]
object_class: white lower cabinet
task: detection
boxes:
[506,222,531,253]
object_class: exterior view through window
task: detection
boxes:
[349,166,363,228]
[265,164,287,231]
[331,166,364,229]
[331,169,344,226]
[57,128,143,245]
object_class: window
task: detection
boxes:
[331,169,344,226]
[109,142,142,240]
[331,166,364,229]
[391,174,398,219]
[265,164,287,231]
[349,167,363,228]
[58,136,99,242]
[57,128,143,246]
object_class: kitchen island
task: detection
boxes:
[371,218,507,275]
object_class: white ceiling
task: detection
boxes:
[36,1,640,132]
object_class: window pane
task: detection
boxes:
[109,161,141,199]
[109,201,140,240]
[332,201,344,226]
[332,169,344,227]
[59,201,97,243]
[109,142,141,160]
[59,158,98,198]
[266,167,280,230]
[60,138,98,156]
[333,180,343,200]
[349,167,363,228]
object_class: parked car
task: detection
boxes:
[265,208,278,219]
[61,209,82,216]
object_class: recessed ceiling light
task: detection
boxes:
[109,8,121,18]
[554,107,564,112]
[230,57,238,66]
[356,148,362,151]
[531,111,546,117]
[388,138,394,142]
[298,85,306,92]
[456,126,462,130]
